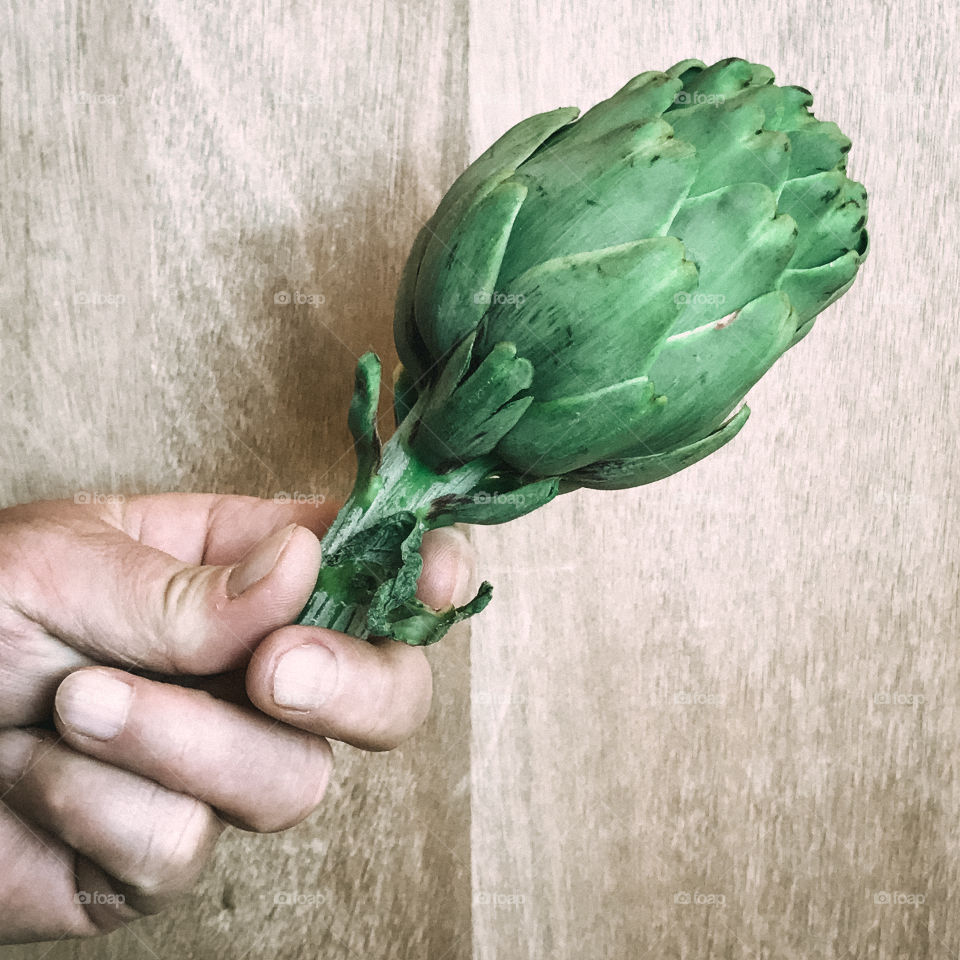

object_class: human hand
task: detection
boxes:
[0,493,473,943]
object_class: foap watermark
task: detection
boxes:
[873,692,926,707]
[472,491,528,507]
[673,91,726,108]
[75,890,125,906]
[674,291,726,307]
[673,691,725,707]
[74,291,126,307]
[674,890,726,906]
[274,290,326,306]
[273,491,327,506]
[76,90,127,105]
[74,491,126,506]
[276,92,327,106]
[472,290,526,308]
[273,891,329,907]
[874,891,926,907]
[474,891,526,909]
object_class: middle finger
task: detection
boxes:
[53,668,334,833]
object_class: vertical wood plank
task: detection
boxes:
[0,1,471,957]
[467,2,960,958]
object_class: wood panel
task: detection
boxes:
[1,0,958,957]
[468,1,960,958]
[0,0,471,957]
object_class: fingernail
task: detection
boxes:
[227,523,298,598]
[0,729,39,784]
[273,643,339,710]
[430,526,476,606]
[55,670,133,740]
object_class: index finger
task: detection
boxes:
[111,493,342,565]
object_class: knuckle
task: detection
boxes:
[363,649,432,751]
[151,565,220,672]
[353,657,398,750]
[128,792,218,897]
[353,662,408,752]
[42,775,79,825]
[238,738,333,833]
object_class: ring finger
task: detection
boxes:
[0,729,222,919]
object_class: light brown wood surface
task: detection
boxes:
[1,0,957,957]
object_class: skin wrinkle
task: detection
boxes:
[108,779,211,899]
[156,566,212,674]
[198,497,222,565]
[0,630,91,726]
[11,521,134,660]
[0,494,446,942]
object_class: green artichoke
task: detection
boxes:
[296,56,868,644]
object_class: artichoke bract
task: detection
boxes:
[297,57,869,644]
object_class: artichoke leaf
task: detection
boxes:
[414,340,535,470]
[392,362,419,428]
[744,84,814,132]
[568,404,751,489]
[366,513,492,645]
[671,57,757,100]
[786,120,852,178]
[537,71,682,151]
[482,236,699,401]
[497,375,665,476]
[777,247,865,326]
[427,475,561,526]
[347,353,383,500]
[498,120,699,282]
[667,99,790,197]
[414,180,528,361]
[777,171,868,269]
[394,224,436,382]
[664,59,707,82]
[414,108,581,305]
[634,290,797,454]
[667,182,798,333]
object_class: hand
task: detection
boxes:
[0,493,473,944]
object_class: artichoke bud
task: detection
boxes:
[397,57,868,486]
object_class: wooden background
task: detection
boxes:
[0,0,956,957]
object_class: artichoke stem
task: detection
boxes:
[295,393,498,639]
[295,352,558,644]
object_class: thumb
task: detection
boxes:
[14,519,322,674]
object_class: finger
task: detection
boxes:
[416,526,477,610]
[3,493,340,566]
[157,525,475,695]
[0,611,98,726]
[0,729,223,917]
[0,803,100,941]
[241,526,475,750]
[5,515,323,674]
[54,668,333,833]
[112,493,341,565]
[245,626,433,751]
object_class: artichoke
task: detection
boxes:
[296,56,869,644]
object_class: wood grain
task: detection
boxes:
[467,1,960,958]
[1,0,958,957]
[0,0,472,957]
